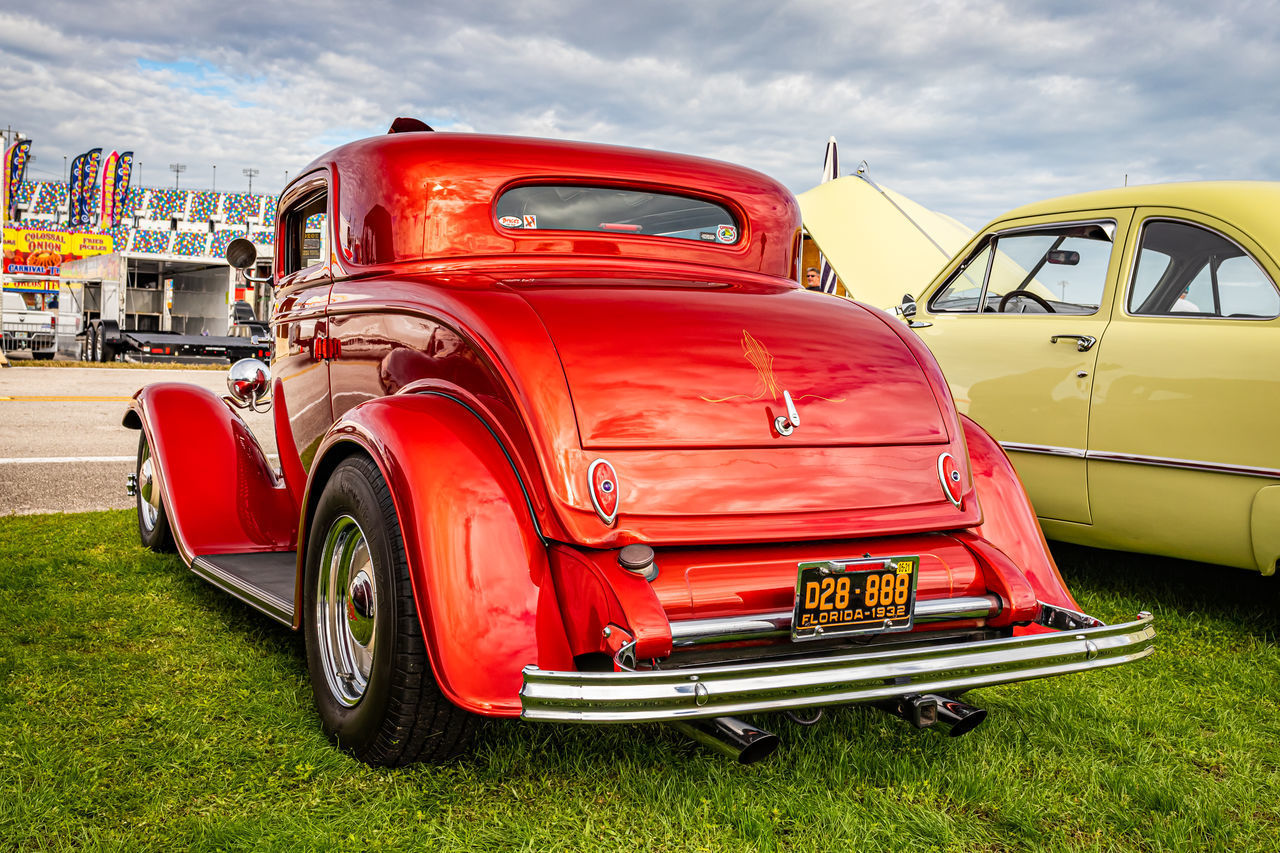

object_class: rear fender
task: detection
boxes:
[122,383,298,562]
[1249,485,1280,576]
[303,392,574,717]
[546,545,673,662]
[960,414,1079,615]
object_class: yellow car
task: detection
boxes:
[893,182,1280,574]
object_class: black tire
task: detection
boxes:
[88,326,100,363]
[303,455,478,765]
[135,432,175,552]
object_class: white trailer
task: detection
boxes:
[58,252,269,363]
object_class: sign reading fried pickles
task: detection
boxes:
[2,226,114,276]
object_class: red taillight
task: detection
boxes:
[49,316,56,327]
[588,458,619,526]
[938,452,964,509]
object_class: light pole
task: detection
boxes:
[62,155,67,183]
[169,162,186,189]
[212,164,216,192]
[242,167,259,195]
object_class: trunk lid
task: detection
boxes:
[515,279,948,449]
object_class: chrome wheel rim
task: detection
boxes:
[315,514,378,707]
[137,441,160,533]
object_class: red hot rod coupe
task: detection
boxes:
[123,125,1153,765]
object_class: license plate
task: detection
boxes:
[791,556,919,641]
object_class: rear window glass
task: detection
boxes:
[495,185,740,244]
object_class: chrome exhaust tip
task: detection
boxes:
[877,693,988,737]
[672,716,780,765]
[934,695,987,737]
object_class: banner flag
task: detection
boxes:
[68,147,102,227]
[4,139,32,219]
[109,151,133,229]
[98,150,119,226]
[817,137,840,295]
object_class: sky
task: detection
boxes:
[2,0,1279,226]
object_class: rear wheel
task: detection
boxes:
[88,326,100,362]
[136,432,175,552]
[303,455,477,765]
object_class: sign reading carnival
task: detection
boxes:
[2,225,114,276]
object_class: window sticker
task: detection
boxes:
[699,232,717,241]
[498,215,523,228]
[717,224,737,243]
[523,214,538,229]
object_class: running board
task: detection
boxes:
[190,552,298,626]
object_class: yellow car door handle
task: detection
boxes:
[1050,334,1097,352]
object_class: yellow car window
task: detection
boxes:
[1128,219,1279,318]
[929,221,1113,314]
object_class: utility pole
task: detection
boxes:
[169,163,186,189]
[242,167,259,195]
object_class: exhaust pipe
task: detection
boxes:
[934,695,987,736]
[876,693,988,737]
[673,716,780,764]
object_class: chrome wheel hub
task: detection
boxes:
[137,444,160,532]
[315,515,377,706]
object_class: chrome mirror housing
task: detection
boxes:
[227,358,271,412]
[893,294,918,319]
[225,237,273,285]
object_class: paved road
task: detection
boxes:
[0,366,276,515]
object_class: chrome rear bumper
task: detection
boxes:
[520,611,1154,723]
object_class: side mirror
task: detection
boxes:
[227,358,271,412]
[894,294,917,319]
[226,238,273,285]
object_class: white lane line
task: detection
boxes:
[0,456,135,464]
[0,454,279,464]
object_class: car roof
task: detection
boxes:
[290,131,801,278]
[993,181,1280,255]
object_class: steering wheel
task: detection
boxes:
[998,289,1056,313]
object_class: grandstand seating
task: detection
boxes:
[12,182,35,205]
[188,190,220,221]
[223,192,258,225]
[32,182,68,215]
[171,232,208,257]
[130,230,171,254]
[8,181,281,257]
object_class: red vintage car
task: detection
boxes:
[123,125,1154,766]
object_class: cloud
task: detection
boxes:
[2,0,1279,225]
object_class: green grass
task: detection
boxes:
[1,512,1278,851]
